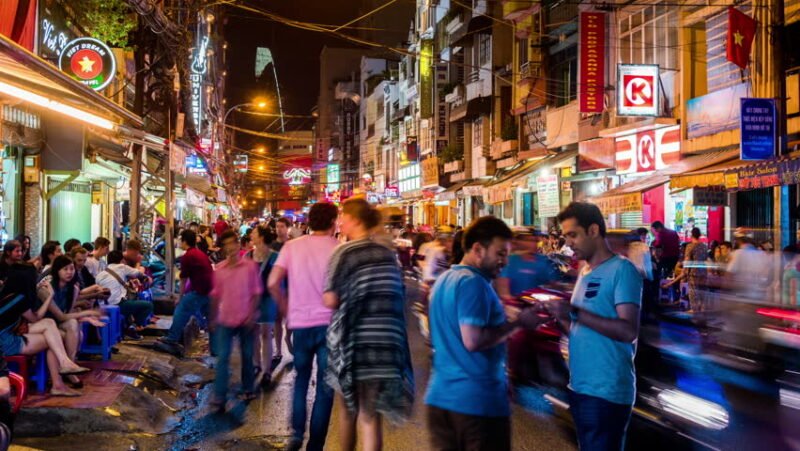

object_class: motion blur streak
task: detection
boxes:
[657,389,729,430]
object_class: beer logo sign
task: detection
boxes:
[58,37,116,91]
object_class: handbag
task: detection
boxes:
[105,267,138,301]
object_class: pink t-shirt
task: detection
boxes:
[210,258,263,328]
[274,234,339,329]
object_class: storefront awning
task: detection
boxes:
[0,35,142,128]
[592,148,739,214]
[435,181,468,201]
[671,151,800,192]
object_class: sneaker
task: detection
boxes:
[124,327,142,340]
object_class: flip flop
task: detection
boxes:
[59,366,91,375]
[50,389,81,397]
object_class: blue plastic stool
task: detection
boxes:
[80,318,112,361]
[4,352,47,392]
[101,305,122,344]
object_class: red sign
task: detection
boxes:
[384,186,400,198]
[578,137,615,172]
[615,125,680,174]
[622,74,654,108]
[579,12,606,114]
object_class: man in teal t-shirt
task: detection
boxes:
[496,229,559,301]
[546,202,642,451]
[425,216,548,451]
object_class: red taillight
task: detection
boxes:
[756,308,800,323]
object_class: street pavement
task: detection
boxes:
[171,279,577,450]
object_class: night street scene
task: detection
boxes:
[3,0,800,450]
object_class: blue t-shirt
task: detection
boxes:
[499,253,559,296]
[569,255,642,405]
[424,265,509,417]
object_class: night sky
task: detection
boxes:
[224,1,364,126]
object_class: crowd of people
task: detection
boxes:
[6,198,800,451]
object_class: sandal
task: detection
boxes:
[237,391,258,402]
[59,366,91,376]
[62,375,84,389]
[50,389,81,397]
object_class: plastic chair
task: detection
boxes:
[101,305,122,344]
[4,352,47,393]
[8,372,25,413]
[79,318,111,361]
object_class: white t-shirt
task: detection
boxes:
[85,256,107,277]
[627,241,654,281]
[423,243,450,282]
[96,263,144,305]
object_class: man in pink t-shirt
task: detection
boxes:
[210,230,262,411]
[268,202,339,451]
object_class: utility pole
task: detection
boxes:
[130,16,146,241]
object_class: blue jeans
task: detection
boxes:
[291,326,333,451]
[569,390,632,451]
[213,325,255,400]
[166,292,210,343]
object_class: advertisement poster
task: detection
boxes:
[686,83,749,139]
[740,98,776,161]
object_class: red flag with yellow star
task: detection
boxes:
[727,7,757,69]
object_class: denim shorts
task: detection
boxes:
[0,330,24,356]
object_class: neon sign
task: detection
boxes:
[190,35,209,136]
[41,19,71,58]
[59,37,116,91]
[283,168,311,185]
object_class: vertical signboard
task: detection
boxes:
[579,11,606,114]
[617,64,660,116]
[419,40,434,119]
[421,156,440,188]
[740,98,776,161]
[190,21,209,137]
[536,174,560,218]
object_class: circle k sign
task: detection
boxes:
[617,64,660,116]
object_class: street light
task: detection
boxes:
[222,100,267,126]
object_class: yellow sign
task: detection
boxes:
[422,156,439,188]
[592,192,642,215]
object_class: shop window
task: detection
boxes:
[620,211,645,230]
[618,3,679,70]
[548,45,577,107]
[472,118,483,148]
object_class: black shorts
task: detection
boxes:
[426,405,510,451]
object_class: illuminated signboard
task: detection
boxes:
[39,0,78,60]
[190,33,209,136]
[283,168,311,185]
[615,125,680,174]
[326,164,340,191]
[185,154,207,175]
[234,155,248,173]
[58,37,116,91]
[399,163,420,193]
[419,40,434,119]
[617,64,660,117]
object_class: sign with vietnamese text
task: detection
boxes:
[693,188,728,206]
[740,98,776,161]
[384,185,400,197]
[421,156,440,188]
[579,12,606,113]
[185,155,207,175]
[536,174,560,217]
[615,125,680,174]
[58,37,116,91]
[326,164,340,191]
[617,64,659,116]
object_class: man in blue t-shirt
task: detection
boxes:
[425,216,547,451]
[545,202,643,451]
[496,229,559,301]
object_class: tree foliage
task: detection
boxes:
[72,0,136,48]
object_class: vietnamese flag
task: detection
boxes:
[727,7,757,69]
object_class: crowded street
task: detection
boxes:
[3,0,800,450]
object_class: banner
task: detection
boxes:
[579,11,606,113]
[578,137,615,172]
[686,83,749,139]
[536,174,560,217]
[421,156,439,188]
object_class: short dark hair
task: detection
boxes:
[636,227,649,236]
[41,240,61,266]
[308,202,339,232]
[557,202,607,237]
[94,237,111,249]
[276,217,292,228]
[721,241,732,249]
[253,225,275,244]
[651,221,664,230]
[2,240,20,259]
[107,250,124,265]
[69,247,88,259]
[82,242,94,252]
[180,229,197,247]
[691,227,702,239]
[63,238,81,254]
[462,216,513,251]
[219,229,238,245]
